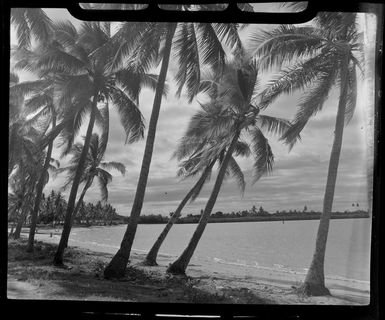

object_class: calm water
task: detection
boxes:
[67,218,371,282]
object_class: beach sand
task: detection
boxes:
[7,230,370,305]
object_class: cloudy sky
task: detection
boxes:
[11,6,377,216]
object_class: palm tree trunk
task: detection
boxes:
[27,113,56,252]
[144,161,215,266]
[167,133,240,275]
[300,54,350,296]
[13,157,27,240]
[63,178,92,248]
[104,23,177,279]
[53,94,98,266]
[13,210,26,239]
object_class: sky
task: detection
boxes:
[10,6,377,216]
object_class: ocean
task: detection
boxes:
[65,218,371,284]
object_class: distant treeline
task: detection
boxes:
[9,190,123,228]
[131,206,370,224]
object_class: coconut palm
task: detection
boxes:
[9,157,42,239]
[58,133,125,247]
[167,59,292,274]
[22,21,158,266]
[144,136,250,266]
[249,12,363,295]
[10,77,61,251]
[104,5,244,278]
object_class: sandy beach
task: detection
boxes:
[7,229,370,305]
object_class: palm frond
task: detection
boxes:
[344,63,358,125]
[11,8,52,48]
[36,43,87,75]
[110,87,145,144]
[234,140,251,157]
[236,61,258,104]
[55,74,93,107]
[173,23,201,102]
[97,102,109,155]
[249,24,324,72]
[228,156,246,195]
[212,23,244,55]
[280,64,338,149]
[172,136,208,161]
[96,168,113,202]
[117,23,165,73]
[257,115,291,137]
[24,9,53,44]
[195,23,226,72]
[259,53,333,109]
[54,21,90,67]
[100,161,126,175]
[106,22,155,71]
[10,79,49,97]
[58,102,91,157]
[251,127,274,184]
[10,72,19,85]
[184,101,235,141]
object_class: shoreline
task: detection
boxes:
[8,230,370,305]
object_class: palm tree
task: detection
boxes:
[58,133,125,247]
[10,77,61,251]
[9,162,41,239]
[249,12,362,295]
[144,136,250,265]
[8,98,46,239]
[104,5,244,279]
[24,21,156,266]
[167,58,292,274]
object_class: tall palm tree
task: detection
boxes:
[24,21,156,266]
[249,12,362,295]
[10,77,61,251]
[167,59,292,274]
[104,5,244,279]
[144,136,250,266]
[58,133,125,248]
[9,158,43,239]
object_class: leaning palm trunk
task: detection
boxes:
[13,190,34,239]
[144,161,215,266]
[27,114,56,252]
[63,178,93,248]
[104,23,177,279]
[13,210,26,239]
[12,161,28,240]
[167,132,240,274]
[299,54,350,296]
[53,96,98,266]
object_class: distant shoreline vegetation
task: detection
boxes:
[132,206,370,225]
[9,193,370,229]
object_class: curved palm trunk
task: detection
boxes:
[13,209,26,239]
[104,23,177,279]
[63,178,93,248]
[300,55,350,296]
[53,95,98,266]
[27,113,56,252]
[144,161,215,266]
[13,188,35,239]
[167,133,240,275]
[13,157,27,240]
